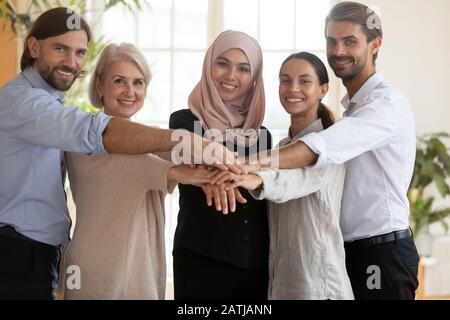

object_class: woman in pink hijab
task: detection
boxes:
[169,30,271,300]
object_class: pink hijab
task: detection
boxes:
[188,30,265,146]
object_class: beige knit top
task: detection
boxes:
[63,152,176,300]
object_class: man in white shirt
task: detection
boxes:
[252,2,419,299]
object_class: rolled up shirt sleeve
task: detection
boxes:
[139,154,177,193]
[249,167,325,203]
[0,87,112,155]
[299,95,397,169]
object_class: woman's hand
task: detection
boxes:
[168,165,213,186]
[201,183,247,215]
[210,171,263,191]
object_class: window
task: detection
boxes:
[100,0,208,127]
[223,0,337,144]
[94,0,335,280]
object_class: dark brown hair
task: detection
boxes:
[325,1,383,62]
[21,7,92,71]
[280,52,335,129]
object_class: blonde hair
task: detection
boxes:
[88,42,152,108]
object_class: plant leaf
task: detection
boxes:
[434,174,450,197]
[429,208,450,224]
[420,160,439,178]
[440,219,449,234]
[414,215,430,237]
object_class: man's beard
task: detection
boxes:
[327,54,367,81]
[35,60,81,92]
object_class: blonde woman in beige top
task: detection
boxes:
[213,52,354,299]
[63,43,211,299]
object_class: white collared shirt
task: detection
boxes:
[300,73,416,241]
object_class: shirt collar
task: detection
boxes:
[283,119,324,146]
[22,67,64,102]
[341,72,384,110]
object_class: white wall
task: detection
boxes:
[335,0,450,135]
[373,0,450,235]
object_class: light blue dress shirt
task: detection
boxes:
[0,67,112,246]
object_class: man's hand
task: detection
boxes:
[200,138,242,174]
[201,183,247,215]
[172,130,242,174]
[167,165,214,186]
[233,156,264,174]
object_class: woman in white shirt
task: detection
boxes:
[213,52,354,300]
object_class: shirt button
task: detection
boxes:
[244,236,249,241]
[244,220,248,224]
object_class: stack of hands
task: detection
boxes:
[170,163,264,215]
[168,136,272,214]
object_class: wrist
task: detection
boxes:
[258,159,265,170]
[167,165,179,181]
[258,156,269,169]
[251,174,263,190]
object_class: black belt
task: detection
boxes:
[0,226,58,248]
[344,228,413,251]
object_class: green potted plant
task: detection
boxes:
[408,132,450,245]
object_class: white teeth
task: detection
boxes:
[118,100,135,106]
[57,70,73,76]
[221,83,237,90]
[286,98,305,103]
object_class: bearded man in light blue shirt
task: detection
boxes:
[0,7,238,300]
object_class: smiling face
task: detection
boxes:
[211,48,252,102]
[96,60,146,120]
[326,20,379,81]
[28,30,88,91]
[279,58,328,119]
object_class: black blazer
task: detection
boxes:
[169,109,272,269]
